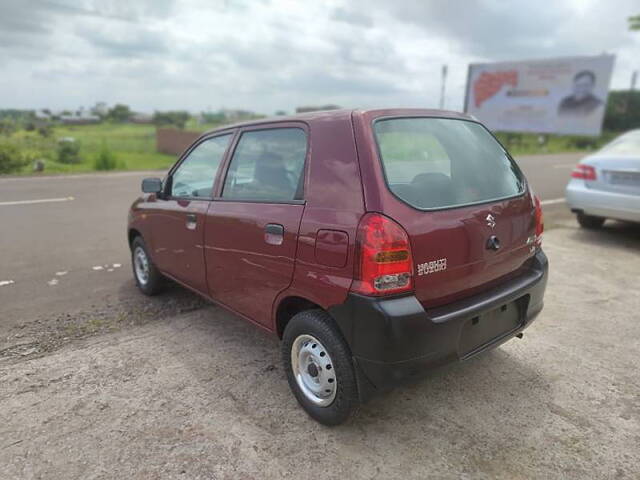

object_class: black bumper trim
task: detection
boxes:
[426,261,544,324]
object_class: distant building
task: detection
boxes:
[34,110,52,121]
[130,113,153,124]
[59,111,100,125]
[295,105,341,114]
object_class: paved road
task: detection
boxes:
[0,153,582,329]
[516,152,583,202]
[0,171,157,330]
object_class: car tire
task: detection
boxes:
[577,212,605,229]
[282,309,359,426]
[131,236,163,295]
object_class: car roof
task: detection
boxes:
[202,108,476,135]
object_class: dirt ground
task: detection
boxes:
[1,220,639,479]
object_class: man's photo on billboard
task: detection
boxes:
[558,70,603,116]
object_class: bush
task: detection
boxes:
[38,125,52,138]
[107,104,132,123]
[57,138,81,164]
[153,111,190,129]
[0,119,16,136]
[569,136,599,150]
[0,143,29,174]
[603,90,640,132]
[94,144,118,170]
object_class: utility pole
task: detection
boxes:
[631,70,638,91]
[439,65,448,110]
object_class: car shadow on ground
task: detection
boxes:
[566,220,640,250]
[115,277,210,318]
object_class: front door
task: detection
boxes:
[151,133,233,293]
[204,125,308,327]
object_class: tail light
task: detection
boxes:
[534,195,544,247]
[351,213,413,296]
[571,164,597,180]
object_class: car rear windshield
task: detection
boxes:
[373,117,525,210]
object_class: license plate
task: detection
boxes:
[607,171,640,187]
[459,301,523,357]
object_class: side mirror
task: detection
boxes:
[141,177,163,194]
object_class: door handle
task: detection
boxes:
[264,223,284,245]
[185,213,197,230]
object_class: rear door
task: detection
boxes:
[204,124,308,327]
[150,133,233,293]
[365,115,536,307]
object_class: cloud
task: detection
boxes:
[330,7,373,28]
[0,0,637,113]
[76,26,171,58]
[370,0,637,60]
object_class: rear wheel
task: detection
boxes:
[131,236,163,295]
[577,212,605,229]
[282,310,358,426]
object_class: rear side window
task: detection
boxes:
[222,128,307,202]
[373,118,525,210]
[171,134,232,198]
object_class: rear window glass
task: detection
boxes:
[373,118,525,210]
[599,137,640,155]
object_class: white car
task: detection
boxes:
[566,129,640,228]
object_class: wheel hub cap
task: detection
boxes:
[307,363,319,377]
[134,246,150,285]
[291,334,337,407]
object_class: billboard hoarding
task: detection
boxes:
[464,55,615,136]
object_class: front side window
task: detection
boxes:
[171,134,232,198]
[374,118,525,210]
[222,128,307,202]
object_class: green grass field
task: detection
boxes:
[4,123,178,175]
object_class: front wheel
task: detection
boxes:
[131,236,164,295]
[282,310,359,426]
[577,212,605,229]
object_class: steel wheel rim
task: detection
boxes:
[134,246,150,285]
[291,334,337,407]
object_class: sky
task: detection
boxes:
[0,0,639,114]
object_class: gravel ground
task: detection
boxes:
[1,221,639,479]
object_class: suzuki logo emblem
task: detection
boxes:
[486,235,501,251]
[486,214,496,229]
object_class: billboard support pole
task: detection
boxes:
[463,64,472,113]
[439,65,448,109]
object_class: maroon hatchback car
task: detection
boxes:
[128,108,548,425]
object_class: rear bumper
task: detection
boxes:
[329,249,548,402]
[566,179,640,223]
